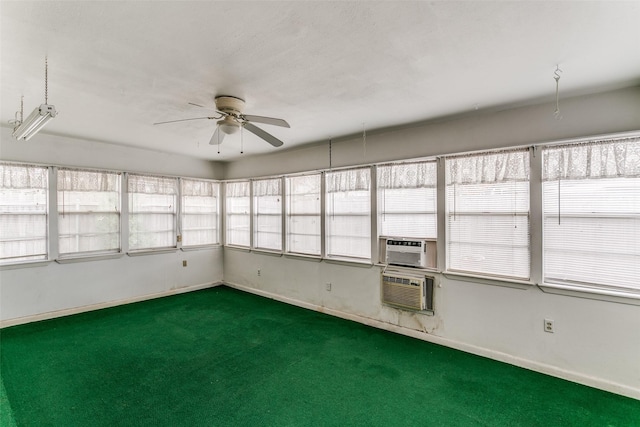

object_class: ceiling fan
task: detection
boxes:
[154,95,290,147]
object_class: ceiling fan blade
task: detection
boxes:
[244,122,284,147]
[188,102,206,108]
[208,126,225,145]
[242,114,290,128]
[153,116,216,125]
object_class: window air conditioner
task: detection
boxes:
[381,272,434,311]
[386,238,428,268]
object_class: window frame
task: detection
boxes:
[0,162,50,265]
[325,166,373,263]
[252,177,284,252]
[180,178,221,248]
[285,173,322,257]
[56,167,122,259]
[127,173,179,253]
[224,180,251,248]
[540,136,640,295]
[444,148,531,281]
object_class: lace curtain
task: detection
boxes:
[182,179,217,197]
[253,178,281,197]
[0,163,47,189]
[58,169,119,191]
[446,149,530,185]
[378,161,436,189]
[226,181,250,198]
[326,168,370,193]
[542,137,640,181]
[128,174,177,195]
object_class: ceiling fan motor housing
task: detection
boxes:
[215,96,245,116]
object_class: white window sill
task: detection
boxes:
[181,244,222,252]
[127,248,178,257]
[252,249,283,257]
[324,257,373,268]
[284,252,322,262]
[539,282,640,306]
[56,253,123,264]
[0,260,52,270]
[443,271,533,290]
[224,245,251,252]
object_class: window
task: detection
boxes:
[326,168,371,260]
[286,174,321,256]
[253,178,282,251]
[58,169,121,256]
[378,161,437,239]
[445,149,530,279]
[0,163,48,264]
[542,137,640,292]
[181,179,219,247]
[128,174,178,251]
[225,181,250,247]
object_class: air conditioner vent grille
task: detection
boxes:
[381,273,435,311]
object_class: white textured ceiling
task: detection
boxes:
[1,1,639,161]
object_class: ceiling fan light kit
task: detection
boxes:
[154,95,289,152]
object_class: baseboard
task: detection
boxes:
[224,281,640,401]
[0,282,222,329]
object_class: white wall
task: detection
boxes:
[223,87,640,399]
[0,129,224,325]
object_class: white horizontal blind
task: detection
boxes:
[181,179,219,247]
[0,163,48,263]
[58,169,121,256]
[446,149,530,279]
[377,161,437,238]
[542,137,640,291]
[286,174,321,255]
[326,168,371,260]
[128,174,177,250]
[253,178,282,251]
[225,181,250,247]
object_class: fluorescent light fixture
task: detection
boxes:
[12,104,57,141]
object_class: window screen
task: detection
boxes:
[225,181,250,247]
[181,179,219,247]
[58,169,120,256]
[378,161,437,238]
[542,137,640,291]
[326,168,371,260]
[253,178,282,251]
[128,174,177,251]
[0,163,48,263]
[445,149,530,279]
[286,174,321,256]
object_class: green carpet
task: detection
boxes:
[1,286,638,426]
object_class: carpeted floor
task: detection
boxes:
[1,286,638,426]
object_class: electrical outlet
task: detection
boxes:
[182,260,187,267]
[544,319,554,333]
[257,269,261,276]
[326,282,331,291]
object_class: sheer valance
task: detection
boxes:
[182,179,217,197]
[542,137,640,181]
[226,181,250,198]
[378,161,436,189]
[0,164,47,189]
[326,168,370,193]
[446,149,529,185]
[128,175,177,195]
[253,178,281,197]
[58,169,119,192]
